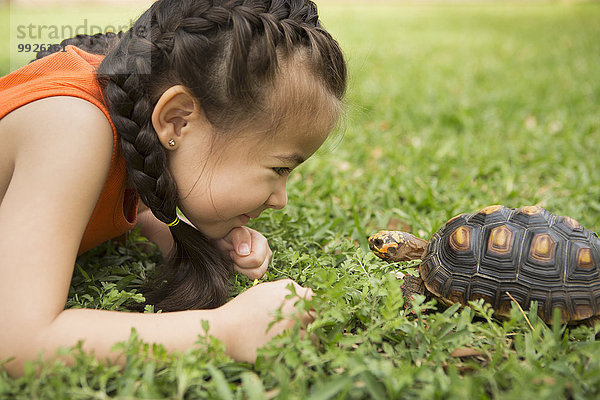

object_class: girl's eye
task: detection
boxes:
[272,167,292,176]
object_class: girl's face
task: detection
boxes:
[167,109,334,240]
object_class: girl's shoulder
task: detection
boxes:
[0,95,113,155]
[0,96,114,204]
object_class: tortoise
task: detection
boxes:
[368,205,600,324]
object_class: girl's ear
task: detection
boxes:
[152,85,203,150]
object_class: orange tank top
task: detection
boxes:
[0,45,139,255]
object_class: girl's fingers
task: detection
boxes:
[298,287,315,325]
[229,227,252,256]
[215,226,252,254]
[218,227,272,278]
[231,245,271,268]
[231,229,272,269]
[233,262,266,280]
[301,309,316,326]
[215,236,234,252]
[216,226,251,255]
[232,247,270,279]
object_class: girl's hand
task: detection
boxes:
[216,227,272,280]
[218,279,314,363]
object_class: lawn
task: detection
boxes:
[1,1,600,398]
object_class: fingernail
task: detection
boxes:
[239,243,250,255]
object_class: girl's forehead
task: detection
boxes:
[236,113,332,158]
[220,109,331,167]
[267,57,342,135]
[216,57,342,155]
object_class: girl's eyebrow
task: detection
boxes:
[274,153,306,166]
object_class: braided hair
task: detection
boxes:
[38,0,347,311]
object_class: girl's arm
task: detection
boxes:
[0,97,311,377]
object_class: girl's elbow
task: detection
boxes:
[0,336,37,377]
[0,319,59,377]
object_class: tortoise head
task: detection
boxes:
[368,231,429,262]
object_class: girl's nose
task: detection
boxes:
[266,183,288,210]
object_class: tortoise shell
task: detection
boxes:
[422,205,600,324]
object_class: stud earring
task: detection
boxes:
[168,139,176,147]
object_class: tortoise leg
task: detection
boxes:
[584,315,600,330]
[401,272,426,303]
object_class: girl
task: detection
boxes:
[0,0,346,376]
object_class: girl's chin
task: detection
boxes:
[198,218,249,240]
[238,214,250,226]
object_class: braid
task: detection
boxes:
[93,0,345,311]
[98,10,234,310]
[100,32,176,221]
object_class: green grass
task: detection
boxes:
[2,1,600,399]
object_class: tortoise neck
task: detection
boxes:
[398,232,429,261]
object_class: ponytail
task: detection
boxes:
[146,221,233,309]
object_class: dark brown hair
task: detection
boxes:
[39,0,346,311]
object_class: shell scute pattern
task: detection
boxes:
[421,205,600,323]
[510,206,553,229]
[553,215,589,240]
[480,223,522,282]
[519,229,564,287]
[568,242,600,282]
[466,205,512,226]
